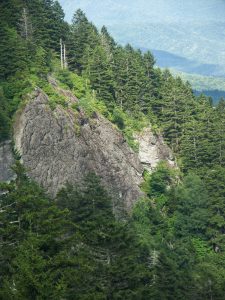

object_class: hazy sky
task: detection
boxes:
[58,0,225,67]
[59,0,225,24]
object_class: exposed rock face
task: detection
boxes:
[13,89,144,211]
[135,128,175,172]
[0,140,15,182]
[11,79,175,211]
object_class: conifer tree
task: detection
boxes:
[84,45,115,106]
[68,9,99,73]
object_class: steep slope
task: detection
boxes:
[13,85,143,211]
[11,78,174,211]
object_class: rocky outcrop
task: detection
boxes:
[0,140,15,182]
[135,128,175,172]
[8,79,176,211]
[13,88,144,211]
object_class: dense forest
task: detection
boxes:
[1,0,225,299]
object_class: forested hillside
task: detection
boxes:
[59,0,225,71]
[59,0,225,104]
[1,1,225,299]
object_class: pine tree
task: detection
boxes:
[84,45,115,106]
[0,163,71,299]
[172,174,209,238]
[0,25,29,80]
[19,7,33,40]
[68,9,99,73]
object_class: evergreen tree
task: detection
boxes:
[84,45,115,106]
[68,9,99,73]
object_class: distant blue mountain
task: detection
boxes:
[194,90,225,103]
[148,49,225,77]
[59,0,225,67]
[59,0,225,103]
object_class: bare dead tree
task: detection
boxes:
[19,8,33,40]
[64,43,68,69]
[60,39,68,69]
[60,38,64,69]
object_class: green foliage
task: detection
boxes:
[133,166,225,299]
[2,2,225,298]
[0,170,153,299]
[172,174,209,238]
[55,69,87,98]
[110,107,149,151]
[0,164,70,299]
[0,0,68,141]
[68,9,99,73]
[191,238,212,260]
[43,83,67,110]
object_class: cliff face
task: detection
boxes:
[13,88,144,211]
[0,80,175,211]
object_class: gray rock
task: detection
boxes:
[134,127,175,172]
[12,81,176,211]
[0,140,15,182]
[13,89,144,211]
